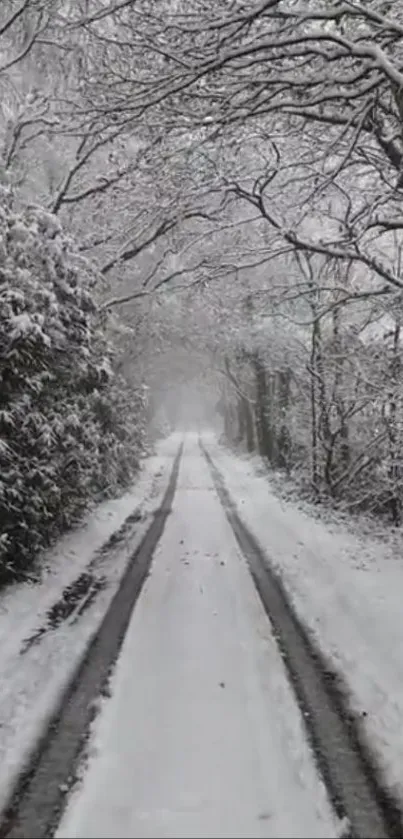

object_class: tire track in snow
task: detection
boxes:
[0,443,183,839]
[201,439,403,839]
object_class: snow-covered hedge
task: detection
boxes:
[0,189,145,584]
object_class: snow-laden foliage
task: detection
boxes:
[0,188,145,583]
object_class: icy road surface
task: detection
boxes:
[56,437,336,839]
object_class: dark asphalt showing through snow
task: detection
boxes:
[201,440,402,839]
[0,436,402,839]
[0,444,183,839]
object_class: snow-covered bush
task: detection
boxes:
[0,188,145,584]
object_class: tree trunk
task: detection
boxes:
[252,353,273,460]
[243,395,255,453]
[236,396,246,443]
[310,320,319,494]
[332,304,351,477]
[387,321,402,525]
[276,368,291,469]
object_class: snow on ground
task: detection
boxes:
[0,434,180,814]
[56,437,337,839]
[204,435,403,805]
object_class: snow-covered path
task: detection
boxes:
[56,437,335,839]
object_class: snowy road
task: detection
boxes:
[56,437,335,839]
